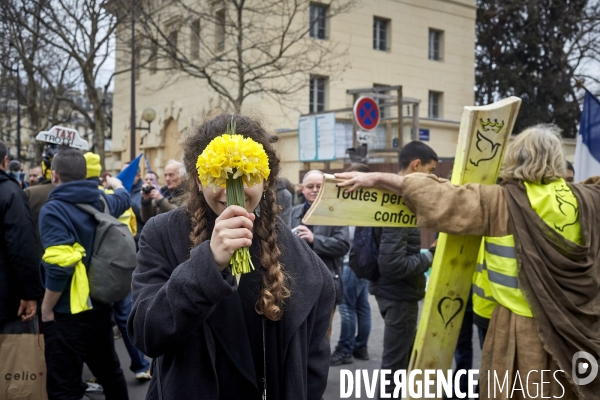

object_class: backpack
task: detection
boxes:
[76,196,137,304]
[349,227,382,281]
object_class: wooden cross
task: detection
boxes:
[407,97,521,399]
[303,97,522,399]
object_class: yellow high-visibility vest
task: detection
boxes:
[472,240,498,320]
[473,179,581,319]
[480,234,533,317]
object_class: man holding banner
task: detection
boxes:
[336,124,600,400]
[368,141,437,395]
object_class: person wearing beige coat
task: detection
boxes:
[336,124,600,400]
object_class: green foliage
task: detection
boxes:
[475,0,595,138]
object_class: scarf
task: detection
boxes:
[503,181,600,400]
[43,243,92,314]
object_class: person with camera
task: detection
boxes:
[140,160,185,222]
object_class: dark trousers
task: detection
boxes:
[452,295,473,397]
[0,318,38,334]
[376,297,418,371]
[376,297,418,398]
[43,308,129,400]
[477,325,488,349]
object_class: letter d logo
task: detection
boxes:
[572,351,598,386]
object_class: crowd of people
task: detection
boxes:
[1,114,599,400]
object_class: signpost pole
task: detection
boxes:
[397,86,403,149]
[352,93,359,148]
[413,102,420,142]
[130,0,136,162]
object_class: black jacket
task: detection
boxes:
[0,170,43,322]
[128,207,335,400]
[369,227,431,302]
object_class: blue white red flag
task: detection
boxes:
[574,90,600,182]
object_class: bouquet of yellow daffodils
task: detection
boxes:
[196,119,270,275]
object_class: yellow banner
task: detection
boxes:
[301,174,417,227]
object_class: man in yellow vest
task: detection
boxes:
[337,124,600,400]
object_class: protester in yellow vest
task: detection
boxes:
[83,152,137,235]
[336,124,600,400]
[472,164,582,348]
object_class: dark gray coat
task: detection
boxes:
[291,204,350,304]
[290,204,350,275]
[369,227,431,302]
[128,207,335,400]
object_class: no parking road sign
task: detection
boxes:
[353,96,380,131]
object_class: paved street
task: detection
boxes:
[85,294,481,400]
[325,296,482,399]
[83,337,151,400]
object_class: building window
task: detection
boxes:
[216,8,226,51]
[428,29,443,61]
[309,3,327,39]
[373,17,389,51]
[309,75,327,113]
[168,29,178,67]
[190,19,200,60]
[429,91,442,118]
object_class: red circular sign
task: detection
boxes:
[353,97,380,131]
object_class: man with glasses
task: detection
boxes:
[291,170,350,337]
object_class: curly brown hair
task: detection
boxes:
[183,113,290,321]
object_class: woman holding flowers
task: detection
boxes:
[128,114,335,400]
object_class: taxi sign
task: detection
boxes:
[36,126,90,150]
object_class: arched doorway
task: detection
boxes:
[162,118,181,163]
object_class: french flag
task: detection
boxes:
[574,89,600,182]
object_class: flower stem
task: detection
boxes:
[226,172,254,275]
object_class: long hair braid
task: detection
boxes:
[254,187,290,321]
[187,188,211,247]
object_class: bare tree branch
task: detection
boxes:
[125,0,355,112]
